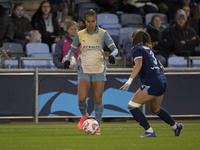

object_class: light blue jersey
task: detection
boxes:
[65,26,118,74]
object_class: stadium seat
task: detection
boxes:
[51,43,56,55]
[97,13,122,29]
[105,29,120,45]
[76,2,100,21]
[97,13,122,46]
[23,14,31,21]
[119,27,138,45]
[0,0,12,16]
[73,0,92,11]
[23,43,52,68]
[26,43,50,57]
[2,42,25,57]
[145,13,169,27]
[2,42,25,68]
[120,13,144,28]
[168,55,187,67]
[191,59,200,67]
[122,37,132,61]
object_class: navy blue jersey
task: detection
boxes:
[131,45,167,85]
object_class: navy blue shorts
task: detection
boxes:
[140,82,167,96]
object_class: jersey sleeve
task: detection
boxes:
[131,46,143,61]
[104,31,118,56]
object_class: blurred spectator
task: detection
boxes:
[169,0,196,24]
[191,2,200,50]
[147,14,171,67]
[182,5,192,27]
[192,2,200,36]
[10,3,32,47]
[119,0,139,14]
[49,0,71,28]
[101,0,121,13]
[0,5,14,47]
[53,21,81,69]
[31,0,62,51]
[26,30,42,43]
[127,0,158,15]
[180,0,197,16]
[168,9,200,56]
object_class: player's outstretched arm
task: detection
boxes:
[120,58,142,91]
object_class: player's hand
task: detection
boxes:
[64,60,70,69]
[109,55,115,64]
[120,83,129,91]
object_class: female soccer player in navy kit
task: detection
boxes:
[120,29,183,137]
[63,9,118,135]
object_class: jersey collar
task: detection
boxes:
[84,26,99,34]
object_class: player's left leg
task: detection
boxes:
[150,96,183,136]
[92,80,105,135]
[92,81,104,124]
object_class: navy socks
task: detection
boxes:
[156,107,176,126]
[129,108,150,130]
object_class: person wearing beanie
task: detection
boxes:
[175,9,187,21]
[167,9,200,56]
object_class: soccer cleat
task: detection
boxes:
[95,127,101,135]
[174,123,184,136]
[78,113,89,130]
[138,131,157,138]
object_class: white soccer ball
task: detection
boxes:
[83,119,99,135]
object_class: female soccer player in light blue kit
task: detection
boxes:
[120,29,183,137]
[63,9,118,135]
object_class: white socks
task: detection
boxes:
[146,127,154,133]
[172,123,177,130]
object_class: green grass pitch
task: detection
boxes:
[0,120,200,150]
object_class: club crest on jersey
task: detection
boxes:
[95,39,100,43]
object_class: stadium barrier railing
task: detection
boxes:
[0,68,200,123]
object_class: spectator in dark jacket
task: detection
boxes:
[11,3,32,47]
[147,14,171,67]
[168,9,200,56]
[0,5,14,47]
[53,21,80,69]
[31,0,62,51]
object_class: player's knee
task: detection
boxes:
[94,98,102,104]
[78,96,87,103]
[127,101,141,109]
[151,108,160,114]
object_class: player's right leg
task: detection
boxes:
[77,78,91,130]
[128,89,157,137]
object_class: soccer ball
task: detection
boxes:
[83,119,99,135]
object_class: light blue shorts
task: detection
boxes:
[75,58,107,82]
